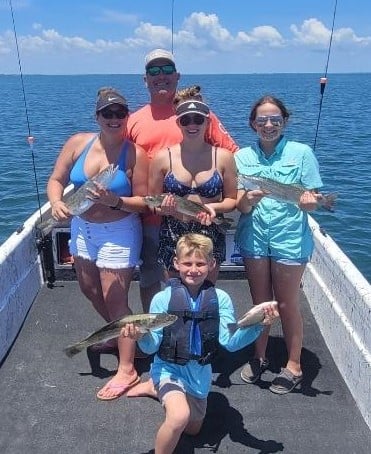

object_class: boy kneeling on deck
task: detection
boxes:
[121,233,279,454]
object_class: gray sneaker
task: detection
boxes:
[240,358,269,384]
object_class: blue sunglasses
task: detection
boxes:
[146,65,177,76]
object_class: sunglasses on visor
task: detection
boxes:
[146,65,177,76]
[179,114,206,127]
[254,115,284,127]
[99,107,128,119]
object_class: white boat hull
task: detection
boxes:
[303,217,371,430]
[0,207,46,361]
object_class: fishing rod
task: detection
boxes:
[313,0,338,151]
[8,0,44,222]
[9,0,55,284]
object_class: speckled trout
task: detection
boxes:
[37,163,118,236]
[143,194,233,231]
[237,174,337,211]
[64,313,178,357]
[228,301,279,334]
[237,301,279,327]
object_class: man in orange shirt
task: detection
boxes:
[127,49,238,312]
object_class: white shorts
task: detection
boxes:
[69,214,142,269]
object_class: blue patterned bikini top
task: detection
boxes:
[163,147,223,198]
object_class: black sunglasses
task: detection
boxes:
[146,65,177,76]
[179,114,206,127]
[99,107,128,119]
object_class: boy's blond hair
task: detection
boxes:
[175,233,213,261]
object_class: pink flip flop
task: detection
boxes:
[97,376,140,401]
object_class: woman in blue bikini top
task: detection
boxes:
[46,87,149,402]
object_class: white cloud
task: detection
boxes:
[334,27,371,46]
[18,28,124,54]
[237,26,285,47]
[0,11,370,73]
[1,13,369,59]
[291,18,371,47]
[129,22,173,47]
[182,12,233,44]
[291,18,332,46]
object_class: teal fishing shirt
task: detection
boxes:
[234,136,323,260]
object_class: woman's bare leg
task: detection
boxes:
[271,262,306,375]
[96,267,138,399]
[73,256,109,321]
[245,258,273,360]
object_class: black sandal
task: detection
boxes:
[269,368,303,394]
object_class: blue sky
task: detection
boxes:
[1,0,370,74]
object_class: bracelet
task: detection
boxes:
[110,197,123,210]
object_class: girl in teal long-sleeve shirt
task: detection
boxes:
[235,95,325,395]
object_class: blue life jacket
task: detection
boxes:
[158,278,220,365]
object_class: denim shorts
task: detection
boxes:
[155,377,207,422]
[69,214,142,269]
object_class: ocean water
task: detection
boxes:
[0,73,370,282]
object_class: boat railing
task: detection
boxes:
[303,215,371,430]
[0,203,47,362]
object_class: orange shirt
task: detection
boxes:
[207,112,239,153]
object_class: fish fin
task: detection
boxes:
[63,344,83,358]
[320,193,337,212]
[227,323,238,335]
[137,326,150,334]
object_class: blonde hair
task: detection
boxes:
[173,85,203,106]
[175,233,213,261]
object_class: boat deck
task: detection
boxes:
[1,279,370,454]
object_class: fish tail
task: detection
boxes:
[36,218,55,236]
[321,193,337,212]
[227,322,238,335]
[63,344,84,358]
[214,217,234,234]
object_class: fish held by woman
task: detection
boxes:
[63,313,178,357]
[143,194,233,231]
[237,174,337,211]
[37,163,118,236]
